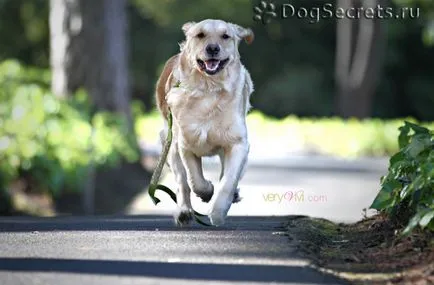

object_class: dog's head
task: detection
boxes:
[180,19,254,76]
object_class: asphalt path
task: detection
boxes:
[0,215,348,285]
[0,156,387,285]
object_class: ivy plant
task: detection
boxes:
[371,121,433,235]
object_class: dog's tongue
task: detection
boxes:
[205,60,219,71]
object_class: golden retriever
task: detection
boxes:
[155,19,254,226]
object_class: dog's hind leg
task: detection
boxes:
[166,141,194,226]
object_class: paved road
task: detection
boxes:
[0,156,387,285]
[0,215,348,285]
[130,156,388,223]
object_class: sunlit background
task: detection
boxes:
[0,0,433,222]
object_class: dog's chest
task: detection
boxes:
[168,88,245,153]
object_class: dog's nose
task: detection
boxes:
[206,44,220,56]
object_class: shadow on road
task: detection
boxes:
[0,215,294,232]
[0,257,347,284]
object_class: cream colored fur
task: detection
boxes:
[155,19,254,226]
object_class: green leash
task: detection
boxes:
[148,108,212,227]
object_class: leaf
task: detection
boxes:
[428,220,434,231]
[398,123,411,149]
[419,210,434,228]
[371,179,402,210]
[389,151,405,167]
[382,179,402,193]
[420,161,434,176]
[392,160,414,180]
[406,121,430,135]
[405,134,431,158]
[370,189,392,210]
[399,184,412,200]
[412,188,424,205]
[411,175,427,192]
[402,213,422,236]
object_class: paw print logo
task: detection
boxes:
[253,1,277,25]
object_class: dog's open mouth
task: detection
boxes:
[197,58,229,75]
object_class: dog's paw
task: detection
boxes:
[232,188,242,203]
[174,208,194,226]
[194,180,214,203]
[208,209,227,226]
[208,199,231,226]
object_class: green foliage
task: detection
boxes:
[371,121,434,235]
[129,0,434,120]
[136,110,434,158]
[1,0,434,120]
[0,60,140,197]
[0,0,49,66]
[393,0,434,45]
[132,0,252,27]
[255,67,333,117]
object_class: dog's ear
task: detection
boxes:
[232,24,254,45]
[182,21,196,36]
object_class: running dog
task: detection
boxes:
[155,19,254,226]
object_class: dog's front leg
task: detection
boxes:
[166,142,194,226]
[209,142,249,226]
[179,148,214,202]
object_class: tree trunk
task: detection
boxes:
[49,0,83,97]
[49,0,134,214]
[50,0,132,124]
[335,0,387,118]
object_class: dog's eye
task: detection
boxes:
[196,32,205,39]
[222,34,230,40]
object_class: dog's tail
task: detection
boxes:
[155,54,179,119]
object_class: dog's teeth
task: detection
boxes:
[205,60,219,71]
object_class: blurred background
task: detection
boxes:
[0,0,433,221]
